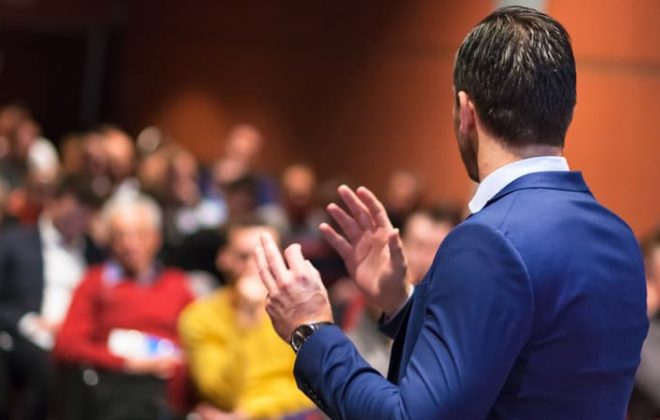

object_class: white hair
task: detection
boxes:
[102,192,162,230]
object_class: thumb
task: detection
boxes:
[387,228,407,274]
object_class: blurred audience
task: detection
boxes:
[163,147,225,246]
[59,132,85,175]
[101,126,138,195]
[0,175,104,420]
[402,205,462,285]
[0,106,35,189]
[179,220,317,420]
[3,99,658,420]
[281,164,325,239]
[384,170,423,230]
[54,194,193,419]
[629,227,660,419]
[210,124,278,207]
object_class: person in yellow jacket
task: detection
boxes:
[179,221,317,420]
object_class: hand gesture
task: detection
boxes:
[255,234,334,342]
[320,185,410,316]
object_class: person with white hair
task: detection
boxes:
[54,194,194,420]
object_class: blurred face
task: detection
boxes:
[169,152,199,205]
[218,226,278,280]
[403,214,453,284]
[282,165,316,209]
[0,106,28,137]
[225,125,263,164]
[108,206,161,276]
[82,134,108,176]
[103,131,135,181]
[12,119,40,160]
[50,195,93,242]
[386,172,420,213]
[218,225,279,305]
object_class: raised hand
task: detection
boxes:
[255,234,334,342]
[320,185,410,316]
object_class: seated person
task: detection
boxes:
[629,227,660,419]
[0,174,103,420]
[179,220,316,419]
[54,194,194,420]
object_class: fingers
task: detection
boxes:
[305,260,323,285]
[356,186,393,229]
[254,245,277,294]
[259,233,290,285]
[319,222,352,260]
[387,228,407,272]
[284,244,307,275]
[326,203,361,241]
[338,185,374,231]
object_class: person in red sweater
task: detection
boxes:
[54,194,194,419]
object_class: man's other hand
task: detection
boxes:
[320,185,410,317]
[254,234,333,343]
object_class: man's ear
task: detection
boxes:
[457,91,476,134]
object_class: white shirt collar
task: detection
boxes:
[468,156,570,214]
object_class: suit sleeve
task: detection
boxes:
[53,271,125,370]
[294,222,534,419]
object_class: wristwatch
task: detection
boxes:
[290,322,334,353]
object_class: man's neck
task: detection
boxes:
[478,140,563,182]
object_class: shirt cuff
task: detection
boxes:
[383,285,414,321]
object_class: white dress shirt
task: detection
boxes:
[18,216,86,349]
[468,156,570,214]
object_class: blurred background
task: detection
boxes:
[1,0,658,234]
[1,1,660,419]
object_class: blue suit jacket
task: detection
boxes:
[294,171,648,419]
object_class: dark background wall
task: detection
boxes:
[1,0,658,235]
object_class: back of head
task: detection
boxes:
[453,6,576,148]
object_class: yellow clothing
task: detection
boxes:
[179,289,314,419]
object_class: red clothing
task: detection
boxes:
[54,264,194,408]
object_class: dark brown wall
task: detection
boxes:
[113,1,490,202]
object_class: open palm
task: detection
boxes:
[320,185,410,315]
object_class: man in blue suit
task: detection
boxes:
[254,6,648,419]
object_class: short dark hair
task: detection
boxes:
[453,6,576,148]
[54,174,105,209]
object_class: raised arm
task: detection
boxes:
[256,209,533,418]
[320,185,411,316]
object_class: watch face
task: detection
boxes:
[291,324,316,352]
